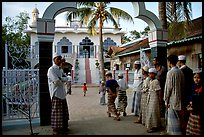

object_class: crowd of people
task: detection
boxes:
[47,52,203,135]
[103,54,203,135]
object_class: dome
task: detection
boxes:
[32,8,39,14]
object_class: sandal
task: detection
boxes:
[134,120,141,124]
[114,117,120,121]
[107,112,111,117]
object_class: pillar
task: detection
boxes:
[148,29,168,68]
[126,68,129,83]
[37,18,55,126]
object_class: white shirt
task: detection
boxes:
[117,78,129,91]
[47,64,68,100]
[67,75,72,82]
[132,68,143,92]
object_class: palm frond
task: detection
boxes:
[87,15,98,36]
[109,7,134,23]
[104,11,118,29]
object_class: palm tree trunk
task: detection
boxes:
[158,2,167,29]
[99,17,105,82]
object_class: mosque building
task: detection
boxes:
[24,7,126,84]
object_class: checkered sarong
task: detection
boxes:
[51,96,69,129]
[166,108,182,135]
[186,113,202,135]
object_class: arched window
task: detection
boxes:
[57,37,72,57]
[103,37,117,52]
[79,37,94,58]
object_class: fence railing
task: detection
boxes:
[2,69,39,120]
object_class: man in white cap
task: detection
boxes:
[177,55,193,135]
[131,60,143,116]
[47,53,70,135]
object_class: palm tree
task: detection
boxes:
[159,2,192,40]
[158,2,167,30]
[66,2,134,81]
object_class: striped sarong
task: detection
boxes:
[131,91,142,116]
[186,113,202,135]
[107,92,118,116]
[117,90,127,112]
[166,108,182,135]
[51,96,69,129]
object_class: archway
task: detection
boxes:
[36,2,167,126]
[131,2,168,66]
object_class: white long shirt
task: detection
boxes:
[47,64,68,100]
[117,78,129,91]
[132,68,143,92]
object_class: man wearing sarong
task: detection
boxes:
[177,55,193,135]
[131,60,143,116]
[105,71,120,121]
[47,53,69,135]
[163,55,185,135]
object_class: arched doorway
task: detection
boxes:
[79,37,94,58]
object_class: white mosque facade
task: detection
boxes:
[25,7,126,84]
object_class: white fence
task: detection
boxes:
[2,69,39,120]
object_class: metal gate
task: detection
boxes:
[2,69,39,120]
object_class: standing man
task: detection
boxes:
[131,60,143,116]
[47,53,69,135]
[152,57,167,117]
[163,55,185,135]
[177,55,193,135]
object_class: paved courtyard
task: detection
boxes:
[2,85,166,135]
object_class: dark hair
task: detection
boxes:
[105,72,112,77]
[167,55,178,65]
[84,83,86,85]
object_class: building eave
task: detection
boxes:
[167,35,202,46]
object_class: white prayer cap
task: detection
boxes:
[118,73,123,77]
[149,68,157,74]
[193,68,202,74]
[178,55,186,61]
[134,60,140,64]
[142,66,149,72]
[68,72,71,75]
[53,52,62,59]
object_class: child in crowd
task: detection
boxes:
[145,68,161,133]
[82,83,88,96]
[117,73,129,116]
[99,81,106,105]
[105,71,120,121]
[135,66,150,126]
[186,68,203,135]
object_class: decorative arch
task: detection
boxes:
[79,37,94,58]
[56,37,72,54]
[42,2,77,19]
[131,2,162,30]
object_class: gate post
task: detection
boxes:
[37,18,55,126]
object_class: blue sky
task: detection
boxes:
[2,2,202,33]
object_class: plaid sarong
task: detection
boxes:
[51,96,69,129]
[186,113,202,135]
[166,108,182,135]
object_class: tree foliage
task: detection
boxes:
[2,11,31,69]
